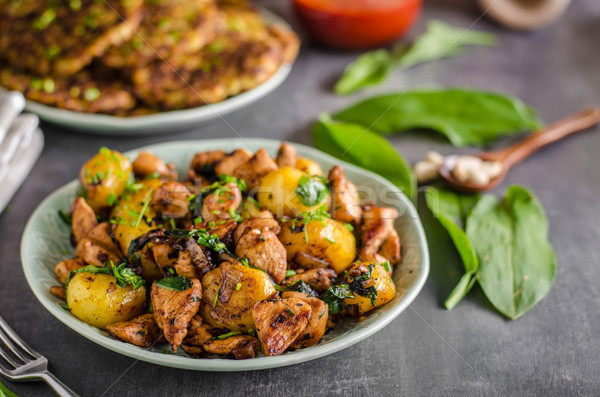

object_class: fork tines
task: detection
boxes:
[0,315,42,375]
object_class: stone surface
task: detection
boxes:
[2,0,600,395]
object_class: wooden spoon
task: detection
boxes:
[439,107,600,193]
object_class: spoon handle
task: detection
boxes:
[480,107,600,168]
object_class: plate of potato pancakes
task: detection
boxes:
[0,0,300,133]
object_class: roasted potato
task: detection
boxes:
[344,262,396,316]
[201,262,277,332]
[257,167,330,217]
[279,217,356,274]
[66,272,146,329]
[295,157,323,176]
[111,178,162,256]
[80,148,132,213]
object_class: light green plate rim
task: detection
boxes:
[20,138,429,371]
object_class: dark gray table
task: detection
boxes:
[2,0,599,395]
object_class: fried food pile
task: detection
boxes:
[51,143,402,359]
[0,0,299,115]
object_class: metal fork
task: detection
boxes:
[0,315,78,396]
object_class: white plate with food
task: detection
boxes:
[0,1,298,135]
[21,139,429,371]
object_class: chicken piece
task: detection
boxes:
[151,181,192,219]
[215,149,252,176]
[106,314,162,348]
[180,316,216,356]
[132,151,177,180]
[191,150,226,176]
[285,268,337,293]
[198,218,238,249]
[232,148,278,190]
[71,197,98,244]
[75,223,123,267]
[282,292,328,349]
[252,298,311,356]
[202,335,258,359]
[276,142,297,168]
[233,210,280,245]
[360,204,401,266]
[151,243,179,276]
[151,278,202,352]
[185,238,215,276]
[201,182,242,223]
[54,258,86,284]
[184,170,211,195]
[174,250,198,279]
[328,166,362,227]
[49,286,66,300]
[235,228,287,283]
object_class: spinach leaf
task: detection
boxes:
[334,49,395,95]
[58,209,72,225]
[467,185,556,319]
[335,20,496,95]
[425,186,480,309]
[289,280,319,297]
[347,263,378,306]
[334,89,542,146]
[156,276,194,291]
[321,284,354,314]
[313,115,416,200]
[295,175,329,206]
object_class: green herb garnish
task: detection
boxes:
[295,175,329,207]
[156,276,193,291]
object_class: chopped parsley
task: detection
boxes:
[235,282,242,291]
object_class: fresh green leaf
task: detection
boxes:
[334,89,542,146]
[334,49,395,95]
[289,280,318,297]
[467,185,556,319]
[321,284,354,314]
[0,380,18,397]
[395,20,496,70]
[295,175,329,207]
[313,115,416,199]
[156,276,193,291]
[425,186,480,309]
[334,20,496,95]
[347,263,378,307]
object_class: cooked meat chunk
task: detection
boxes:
[191,150,226,176]
[276,142,297,168]
[233,210,280,245]
[70,197,97,244]
[235,228,287,283]
[0,0,143,76]
[132,151,177,180]
[215,149,252,176]
[151,243,179,277]
[106,314,162,348]
[232,148,278,191]
[75,223,122,267]
[281,292,328,349]
[202,335,258,359]
[360,204,402,266]
[151,278,202,352]
[54,258,86,284]
[151,181,192,218]
[329,166,362,227]
[174,250,197,279]
[181,316,216,356]
[198,218,238,249]
[285,268,337,293]
[49,286,66,300]
[201,182,242,222]
[102,0,217,69]
[252,298,311,356]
